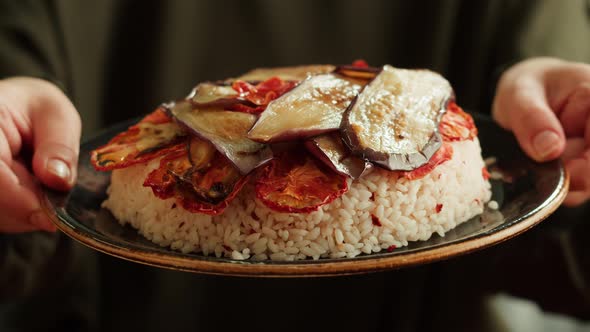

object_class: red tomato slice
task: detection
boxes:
[230,77,298,112]
[439,102,477,142]
[402,143,454,180]
[351,59,369,68]
[143,137,248,215]
[91,108,186,171]
[256,150,348,213]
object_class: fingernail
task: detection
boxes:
[47,158,71,183]
[29,210,56,232]
[532,130,561,161]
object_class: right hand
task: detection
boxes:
[493,58,590,206]
[0,77,81,233]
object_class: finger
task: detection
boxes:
[0,129,12,165]
[562,137,586,162]
[0,159,55,232]
[0,101,23,159]
[565,156,590,192]
[558,83,590,137]
[493,76,565,162]
[562,151,590,207]
[563,191,590,207]
[0,219,39,233]
[29,88,81,191]
[10,160,55,232]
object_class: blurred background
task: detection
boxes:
[57,1,532,136]
[1,0,590,331]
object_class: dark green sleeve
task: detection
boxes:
[0,0,70,89]
[0,232,99,330]
[0,0,73,299]
[0,232,62,299]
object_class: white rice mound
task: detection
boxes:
[103,138,491,261]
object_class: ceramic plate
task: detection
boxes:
[41,113,568,277]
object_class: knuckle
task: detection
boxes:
[574,83,590,98]
[0,102,11,123]
[514,103,545,125]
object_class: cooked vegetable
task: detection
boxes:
[188,82,238,104]
[229,77,297,113]
[143,137,247,215]
[341,65,453,171]
[439,102,477,141]
[333,65,380,80]
[236,64,336,81]
[248,74,365,142]
[401,143,453,180]
[187,78,297,114]
[305,133,368,179]
[255,149,348,213]
[90,109,186,171]
[188,137,217,168]
[166,100,273,174]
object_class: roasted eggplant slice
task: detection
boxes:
[90,109,186,171]
[248,74,365,142]
[305,133,368,179]
[189,78,297,114]
[143,137,247,215]
[341,65,453,171]
[333,65,381,80]
[188,82,238,104]
[166,101,272,174]
[255,149,348,213]
[188,136,217,168]
[236,64,336,81]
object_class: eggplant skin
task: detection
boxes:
[248,73,365,143]
[333,65,381,80]
[305,134,368,179]
[341,65,453,171]
[165,100,273,175]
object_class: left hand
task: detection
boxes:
[493,57,590,206]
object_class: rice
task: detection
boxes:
[102,138,491,261]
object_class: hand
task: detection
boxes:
[493,57,590,206]
[0,77,80,232]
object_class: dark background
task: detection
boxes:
[1,0,590,331]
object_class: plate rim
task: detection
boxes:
[41,115,570,277]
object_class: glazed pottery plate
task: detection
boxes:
[41,113,568,277]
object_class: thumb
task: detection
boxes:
[493,74,565,162]
[28,81,81,191]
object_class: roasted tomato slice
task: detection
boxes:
[255,150,348,213]
[230,77,298,113]
[401,143,453,180]
[333,59,380,80]
[439,102,477,142]
[189,77,298,114]
[143,137,248,215]
[91,108,186,171]
[351,59,369,68]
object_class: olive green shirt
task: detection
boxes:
[1,1,589,331]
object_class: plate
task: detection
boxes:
[41,113,568,277]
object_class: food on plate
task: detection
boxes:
[341,65,452,171]
[247,73,365,142]
[93,62,491,261]
[165,100,272,174]
[304,133,368,179]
